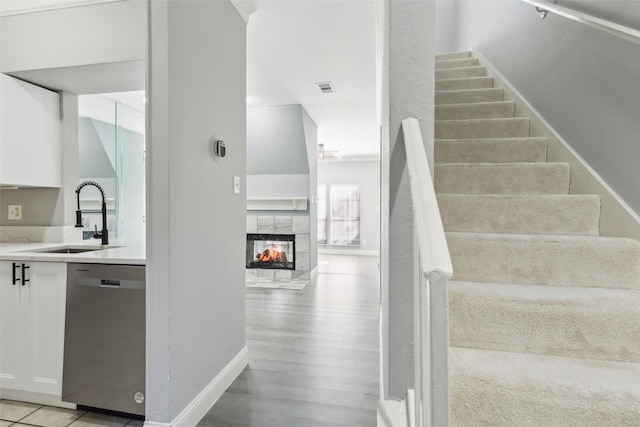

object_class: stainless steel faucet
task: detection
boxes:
[75,181,109,245]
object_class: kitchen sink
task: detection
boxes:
[37,247,103,254]
[31,246,117,254]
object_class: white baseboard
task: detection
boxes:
[473,49,640,241]
[145,345,249,427]
[319,248,380,256]
[143,422,170,427]
[377,398,409,427]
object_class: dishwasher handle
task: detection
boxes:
[100,279,121,288]
[74,276,144,290]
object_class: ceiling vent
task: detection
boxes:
[315,81,335,94]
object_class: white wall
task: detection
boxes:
[318,160,380,255]
[0,0,145,72]
[452,0,640,218]
[382,0,436,400]
[247,105,310,175]
[146,0,247,422]
[435,0,457,53]
[247,174,309,198]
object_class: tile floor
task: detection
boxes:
[0,401,142,427]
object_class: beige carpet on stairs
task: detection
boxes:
[434,51,640,426]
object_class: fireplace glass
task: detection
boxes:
[246,234,295,270]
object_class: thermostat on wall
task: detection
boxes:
[210,136,227,160]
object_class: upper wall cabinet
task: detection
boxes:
[0,74,61,188]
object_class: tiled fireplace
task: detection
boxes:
[246,233,295,270]
[246,215,311,280]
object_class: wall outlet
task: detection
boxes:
[8,205,22,220]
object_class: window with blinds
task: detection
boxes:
[318,184,361,246]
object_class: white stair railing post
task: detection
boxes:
[424,271,450,426]
[402,117,453,426]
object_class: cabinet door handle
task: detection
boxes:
[12,262,20,285]
[21,264,30,286]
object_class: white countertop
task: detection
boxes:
[0,240,145,265]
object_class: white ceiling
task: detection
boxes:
[1,0,379,158]
[247,0,379,158]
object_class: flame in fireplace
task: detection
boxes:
[258,244,286,263]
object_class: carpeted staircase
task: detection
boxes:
[434,51,640,426]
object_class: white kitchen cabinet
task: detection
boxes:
[0,261,66,396]
[0,74,61,187]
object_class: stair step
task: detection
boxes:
[435,138,547,164]
[437,194,600,235]
[450,281,640,362]
[435,57,478,70]
[435,101,515,120]
[436,88,503,105]
[434,163,570,195]
[435,76,493,91]
[435,118,529,139]
[451,347,640,426]
[446,232,640,288]
[435,65,486,81]
[436,51,471,61]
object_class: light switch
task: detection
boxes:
[233,176,240,195]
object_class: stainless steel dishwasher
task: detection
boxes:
[62,263,145,416]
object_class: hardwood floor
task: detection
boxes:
[198,255,380,426]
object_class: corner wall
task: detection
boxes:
[146,0,247,422]
[453,0,640,219]
[301,109,318,271]
[247,105,309,175]
[383,0,436,400]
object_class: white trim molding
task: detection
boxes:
[318,247,380,257]
[144,345,249,427]
[229,0,256,24]
[247,197,308,211]
[0,0,127,17]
